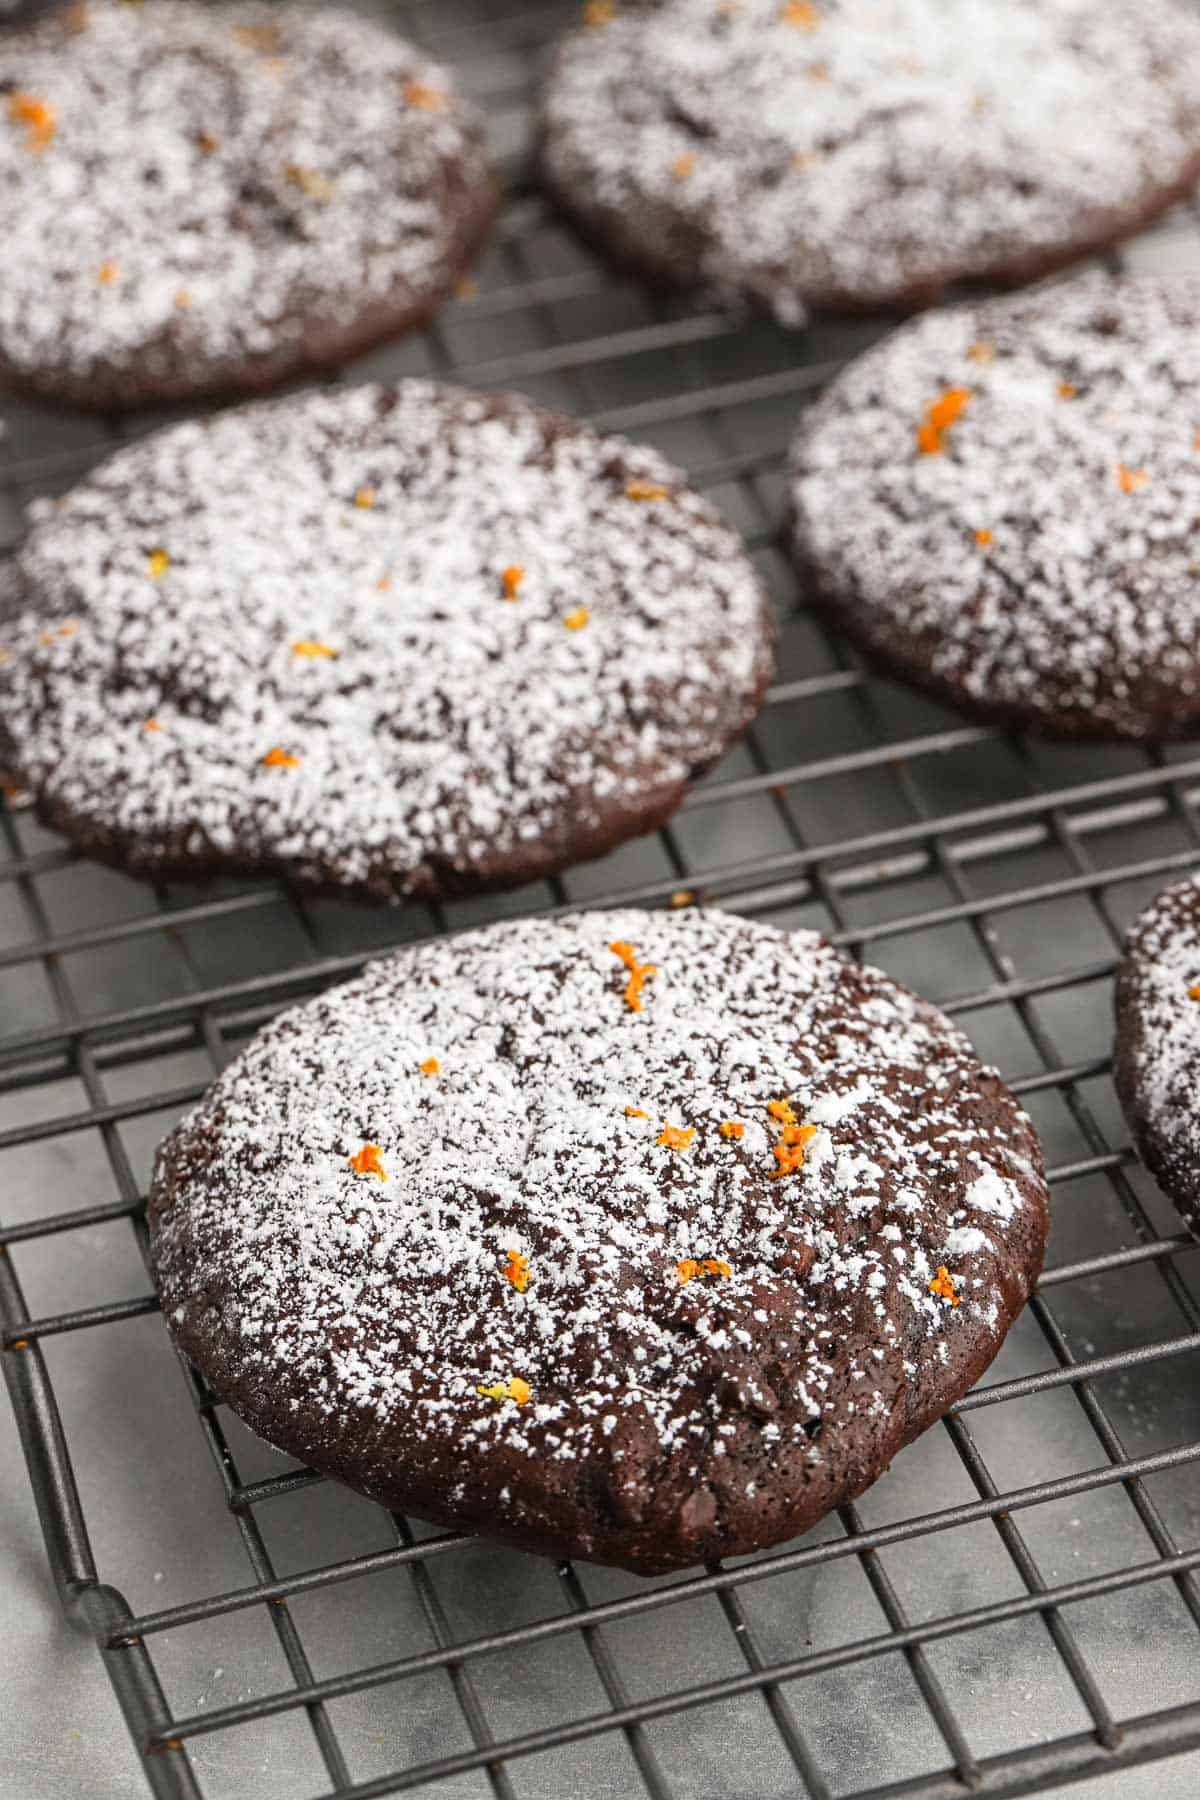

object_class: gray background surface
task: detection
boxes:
[4,2,1200,1797]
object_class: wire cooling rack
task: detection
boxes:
[5,3,1200,1797]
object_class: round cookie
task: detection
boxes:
[0,0,496,410]
[791,273,1200,742]
[149,907,1049,1575]
[0,381,774,900]
[538,0,1200,321]
[1115,874,1200,1235]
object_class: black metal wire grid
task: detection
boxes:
[4,3,1200,1797]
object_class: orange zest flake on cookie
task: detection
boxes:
[147,549,171,579]
[719,1120,745,1139]
[502,1250,530,1293]
[771,1122,817,1177]
[563,606,590,630]
[96,260,120,286]
[916,388,971,456]
[7,93,56,153]
[262,746,301,768]
[348,1142,388,1181]
[779,0,819,25]
[292,638,338,659]
[966,341,994,364]
[609,939,657,1012]
[284,163,336,203]
[766,1097,797,1126]
[353,486,377,509]
[196,129,220,156]
[477,1375,531,1404]
[501,564,525,600]
[671,151,697,179]
[174,289,192,310]
[676,1256,733,1284]
[38,620,78,644]
[624,1105,649,1118]
[657,1124,695,1151]
[929,1265,960,1306]
[1116,462,1149,494]
[419,1056,440,1076]
[404,80,449,110]
[1188,983,1200,1001]
[1058,380,1078,400]
[583,0,616,24]
[143,718,162,733]
[625,480,671,502]
[974,528,993,546]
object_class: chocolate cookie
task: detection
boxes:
[149,907,1049,1575]
[1114,874,1200,1235]
[0,1,496,410]
[0,381,774,900]
[539,0,1200,321]
[791,273,1200,742]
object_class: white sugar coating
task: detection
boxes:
[792,272,1200,741]
[150,908,1048,1559]
[1114,872,1200,1233]
[539,0,1200,318]
[0,1,493,402]
[0,381,773,899]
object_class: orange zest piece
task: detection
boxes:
[916,387,971,456]
[97,260,119,286]
[767,1097,797,1126]
[967,341,994,364]
[143,719,162,733]
[625,480,670,502]
[477,1375,531,1404]
[974,529,993,546]
[175,289,192,310]
[624,1106,649,1118]
[349,1143,387,1181]
[1188,984,1200,1002]
[404,80,449,110]
[419,1057,440,1076]
[780,0,819,24]
[7,93,55,153]
[719,1121,745,1139]
[929,1265,960,1306]
[657,1124,695,1151]
[502,1250,530,1293]
[563,606,590,630]
[771,1122,817,1178]
[670,889,695,909]
[147,549,170,580]
[671,151,697,179]
[1116,463,1149,494]
[501,565,524,600]
[197,130,220,155]
[677,1256,732,1285]
[262,747,300,768]
[609,940,657,1012]
[583,0,616,24]
[285,163,335,202]
[1058,381,1077,400]
[292,639,338,659]
[354,486,377,509]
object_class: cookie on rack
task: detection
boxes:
[791,273,1200,742]
[150,906,1050,1574]
[1115,873,1200,1235]
[0,380,774,899]
[538,0,1200,321]
[0,0,497,409]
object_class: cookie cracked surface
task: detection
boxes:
[0,380,773,899]
[0,0,496,408]
[150,908,1049,1573]
[792,274,1200,741]
[539,0,1200,321]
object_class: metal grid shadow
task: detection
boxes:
[3,3,1200,1797]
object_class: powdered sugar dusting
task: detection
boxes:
[150,907,1048,1566]
[792,273,1200,740]
[0,381,772,899]
[0,0,493,402]
[540,0,1200,317]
